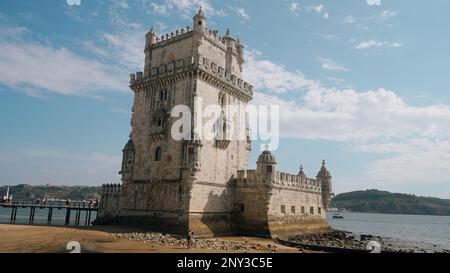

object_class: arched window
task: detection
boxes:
[159,89,168,101]
[154,147,162,161]
[157,117,164,127]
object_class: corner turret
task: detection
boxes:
[256,149,277,185]
[193,7,207,33]
[316,160,333,209]
[145,27,157,48]
[120,139,135,184]
[144,27,157,77]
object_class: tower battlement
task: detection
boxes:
[146,27,242,54]
[142,7,245,82]
[102,183,122,195]
[129,54,253,100]
[236,169,321,193]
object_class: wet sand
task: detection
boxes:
[0,224,304,253]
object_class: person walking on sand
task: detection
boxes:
[186,230,192,249]
[190,231,195,248]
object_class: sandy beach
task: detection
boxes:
[0,224,304,253]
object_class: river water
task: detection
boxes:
[327,212,450,250]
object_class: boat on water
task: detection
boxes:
[332,214,344,219]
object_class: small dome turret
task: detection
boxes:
[123,139,135,152]
[298,164,305,176]
[145,27,157,47]
[257,150,277,164]
[193,7,207,32]
[317,160,331,177]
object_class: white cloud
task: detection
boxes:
[116,0,129,9]
[365,9,398,22]
[308,4,323,13]
[367,0,382,6]
[243,50,320,94]
[149,2,169,15]
[101,32,144,70]
[345,16,355,24]
[0,38,127,97]
[244,50,450,187]
[355,40,402,50]
[317,57,349,72]
[146,0,221,18]
[289,3,301,16]
[380,9,397,19]
[236,7,250,21]
[307,4,329,19]
[318,33,340,41]
[356,138,450,184]
[0,148,122,186]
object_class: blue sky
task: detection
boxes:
[1,0,450,198]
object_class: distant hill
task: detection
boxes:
[331,189,450,216]
[0,184,102,201]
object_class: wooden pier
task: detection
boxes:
[1,200,98,226]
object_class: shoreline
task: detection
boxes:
[0,224,304,253]
[0,223,448,253]
[284,229,450,253]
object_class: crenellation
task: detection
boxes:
[131,55,253,98]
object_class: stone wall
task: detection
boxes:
[234,169,330,238]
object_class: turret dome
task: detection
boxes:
[123,139,135,151]
[316,160,331,177]
[257,150,277,164]
[298,165,305,176]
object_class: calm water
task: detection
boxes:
[327,212,450,249]
[0,206,97,226]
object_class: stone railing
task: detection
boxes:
[236,170,321,192]
[274,172,321,192]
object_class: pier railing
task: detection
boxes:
[1,199,99,226]
[1,200,99,209]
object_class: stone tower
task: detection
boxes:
[97,9,333,238]
[98,8,254,236]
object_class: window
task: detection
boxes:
[198,21,202,25]
[157,118,164,127]
[310,206,314,215]
[154,147,162,161]
[159,89,168,101]
[301,206,305,214]
[219,94,225,107]
[318,207,322,215]
[281,205,286,214]
[291,206,296,214]
[266,165,273,173]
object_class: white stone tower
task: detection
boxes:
[100,8,254,235]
